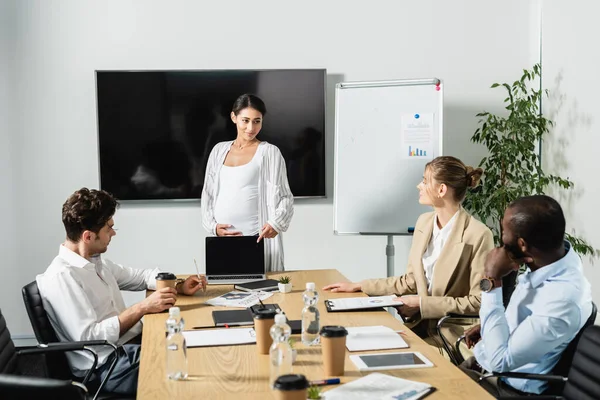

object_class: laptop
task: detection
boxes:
[205,236,266,284]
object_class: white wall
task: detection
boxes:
[541,1,600,310]
[6,0,538,336]
[0,1,18,331]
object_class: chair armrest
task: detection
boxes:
[17,340,117,389]
[444,313,479,319]
[436,314,479,365]
[480,371,568,383]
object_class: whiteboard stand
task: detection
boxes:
[386,235,394,278]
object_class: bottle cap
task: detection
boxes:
[274,313,287,325]
[168,307,180,317]
[306,282,315,290]
[319,325,348,338]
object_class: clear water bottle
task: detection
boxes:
[166,307,188,380]
[269,313,293,388]
[301,282,320,346]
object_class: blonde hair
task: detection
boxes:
[425,156,483,202]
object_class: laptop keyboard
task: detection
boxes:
[208,275,263,280]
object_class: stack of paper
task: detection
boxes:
[345,326,408,352]
[323,373,435,400]
[205,290,273,308]
[182,328,256,348]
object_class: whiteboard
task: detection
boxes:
[334,79,443,235]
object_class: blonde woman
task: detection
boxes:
[324,156,494,348]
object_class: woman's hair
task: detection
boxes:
[231,94,267,116]
[425,156,483,202]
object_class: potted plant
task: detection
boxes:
[464,63,594,260]
[307,385,323,400]
[278,276,292,293]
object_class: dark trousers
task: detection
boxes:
[460,356,534,397]
[93,344,141,395]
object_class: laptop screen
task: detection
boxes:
[205,236,265,275]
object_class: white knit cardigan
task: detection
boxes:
[201,141,294,271]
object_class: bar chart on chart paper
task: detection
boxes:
[408,146,426,157]
[401,113,434,160]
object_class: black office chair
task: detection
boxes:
[493,324,600,400]
[0,307,89,400]
[479,302,597,398]
[22,281,122,400]
[436,271,518,365]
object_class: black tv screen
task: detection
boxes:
[95,69,326,200]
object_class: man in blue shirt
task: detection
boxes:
[460,195,593,396]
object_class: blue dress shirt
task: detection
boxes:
[473,241,593,394]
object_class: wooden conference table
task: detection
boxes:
[137,269,492,399]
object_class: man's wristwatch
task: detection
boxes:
[479,277,498,293]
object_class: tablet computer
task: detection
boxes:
[349,351,433,371]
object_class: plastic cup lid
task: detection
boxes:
[273,374,309,391]
[319,325,348,338]
[156,272,177,280]
[253,308,277,320]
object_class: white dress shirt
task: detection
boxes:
[421,211,458,294]
[474,242,593,394]
[36,245,160,374]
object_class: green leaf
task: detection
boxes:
[466,64,595,260]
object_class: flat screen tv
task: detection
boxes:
[95,69,326,200]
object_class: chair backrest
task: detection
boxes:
[547,301,597,394]
[0,309,18,375]
[0,374,87,400]
[562,324,600,400]
[22,281,72,380]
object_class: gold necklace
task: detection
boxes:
[234,139,256,150]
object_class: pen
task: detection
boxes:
[258,298,265,308]
[309,378,340,386]
[193,258,206,292]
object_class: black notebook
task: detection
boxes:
[234,279,279,292]
[212,309,254,327]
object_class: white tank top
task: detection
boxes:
[213,155,260,236]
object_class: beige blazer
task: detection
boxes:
[361,208,494,325]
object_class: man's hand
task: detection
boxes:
[464,324,482,348]
[484,247,527,280]
[322,282,362,293]
[216,224,242,237]
[139,287,177,314]
[257,223,278,242]
[178,275,207,295]
[395,295,420,319]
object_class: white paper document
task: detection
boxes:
[323,373,434,400]
[346,326,408,352]
[325,295,402,311]
[205,290,273,308]
[182,328,256,348]
[400,113,434,160]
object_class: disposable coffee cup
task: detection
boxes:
[320,325,348,376]
[155,272,178,290]
[273,374,309,400]
[253,308,277,354]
